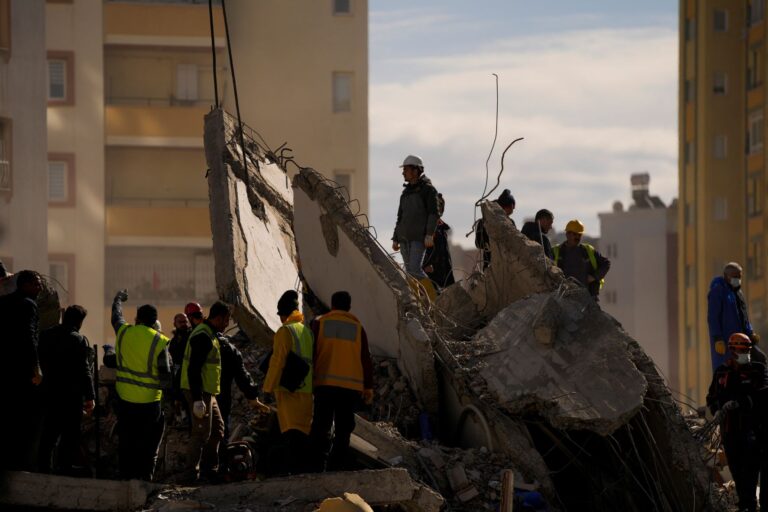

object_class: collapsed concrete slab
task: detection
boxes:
[0,471,161,511]
[204,109,299,343]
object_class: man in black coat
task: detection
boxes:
[37,305,95,474]
[707,333,768,512]
[0,270,43,470]
[521,209,555,260]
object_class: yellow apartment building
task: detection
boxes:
[43,0,369,343]
[679,0,767,403]
[0,0,48,275]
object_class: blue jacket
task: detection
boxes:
[708,276,753,370]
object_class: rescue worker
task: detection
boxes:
[111,289,171,481]
[423,193,456,290]
[391,154,440,300]
[0,270,44,471]
[168,312,192,425]
[521,209,555,260]
[180,301,230,481]
[707,333,768,512]
[310,291,374,471]
[553,220,610,301]
[708,262,763,372]
[475,189,516,269]
[38,305,95,475]
[185,302,204,329]
[263,290,314,474]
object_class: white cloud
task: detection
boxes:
[369,25,677,248]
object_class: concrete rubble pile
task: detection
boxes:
[200,109,725,511]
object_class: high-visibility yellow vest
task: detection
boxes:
[313,311,364,391]
[553,242,605,289]
[115,323,170,404]
[281,321,313,394]
[180,322,221,395]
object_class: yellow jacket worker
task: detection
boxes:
[263,290,314,474]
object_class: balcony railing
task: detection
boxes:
[106,96,215,108]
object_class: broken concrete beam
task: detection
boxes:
[463,201,565,321]
[204,109,300,343]
[182,468,443,512]
[293,168,438,411]
[472,291,646,435]
[0,471,162,511]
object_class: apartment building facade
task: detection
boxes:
[41,0,368,343]
[679,0,766,403]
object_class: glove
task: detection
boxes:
[362,389,374,405]
[424,235,435,249]
[114,289,128,302]
[83,399,95,416]
[714,339,726,355]
[392,241,400,252]
[192,400,206,419]
[722,400,739,413]
[750,333,761,345]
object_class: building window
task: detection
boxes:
[713,9,728,31]
[47,51,74,105]
[713,197,728,220]
[748,47,763,89]
[749,110,764,154]
[748,175,764,216]
[333,0,351,15]
[713,71,727,95]
[713,134,727,159]
[684,79,695,103]
[176,64,199,103]
[333,171,352,200]
[47,153,75,206]
[685,264,695,288]
[751,0,765,25]
[0,118,10,193]
[0,0,9,58]
[48,254,75,305]
[685,18,696,41]
[748,237,764,278]
[685,141,695,164]
[332,72,352,112]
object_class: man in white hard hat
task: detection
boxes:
[392,155,440,300]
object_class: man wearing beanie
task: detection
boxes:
[110,289,171,481]
[475,189,516,269]
[263,290,314,474]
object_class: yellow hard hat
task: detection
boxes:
[565,219,585,234]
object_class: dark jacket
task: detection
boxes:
[708,276,753,370]
[169,329,190,391]
[554,243,610,297]
[38,324,94,402]
[0,290,40,384]
[393,175,439,242]
[187,320,217,401]
[217,334,260,420]
[707,361,768,437]
[423,221,455,289]
[521,221,554,260]
[474,216,516,270]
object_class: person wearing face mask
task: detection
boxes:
[708,262,763,372]
[707,333,768,512]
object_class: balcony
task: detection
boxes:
[105,2,224,42]
[107,204,211,238]
[105,104,208,146]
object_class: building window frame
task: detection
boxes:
[749,110,764,154]
[748,237,765,278]
[685,141,695,164]
[332,0,351,15]
[713,196,729,221]
[713,134,728,159]
[332,71,353,113]
[48,253,75,305]
[47,153,75,207]
[750,0,765,25]
[713,9,729,32]
[713,71,728,95]
[47,51,75,106]
[0,117,11,195]
[0,0,10,61]
[685,18,696,41]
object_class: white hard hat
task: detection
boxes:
[400,154,424,168]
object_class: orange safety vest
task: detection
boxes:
[313,310,364,391]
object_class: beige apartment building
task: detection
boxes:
[41,0,368,343]
[0,0,48,274]
[679,0,767,403]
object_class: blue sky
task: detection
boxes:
[368,1,678,248]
